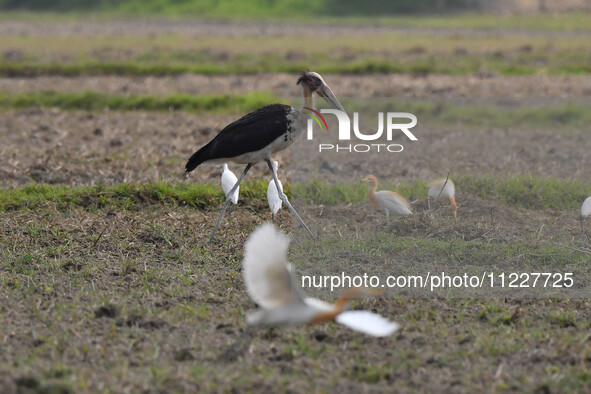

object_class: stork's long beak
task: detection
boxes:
[317,83,345,112]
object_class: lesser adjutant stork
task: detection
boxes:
[186,71,345,242]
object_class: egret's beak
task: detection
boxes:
[317,83,345,112]
[361,177,369,182]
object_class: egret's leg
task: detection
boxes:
[207,163,252,243]
[581,216,588,244]
[271,212,276,224]
[266,159,312,237]
[428,197,431,212]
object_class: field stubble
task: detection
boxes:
[1,19,591,393]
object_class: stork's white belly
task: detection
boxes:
[230,133,296,164]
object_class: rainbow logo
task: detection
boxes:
[303,107,328,131]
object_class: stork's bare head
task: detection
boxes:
[297,70,345,111]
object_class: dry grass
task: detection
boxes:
[1,191,590,392]
[1,17,591,393]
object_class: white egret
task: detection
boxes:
[242,223,400,337]
[221,163,239,205]
[428,178,457,219]
[581,196,591,242]
[266,161,284,223]
[362,174,412,218]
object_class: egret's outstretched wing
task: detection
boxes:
[303,297,333,312]
[243,223,303,309]
[582,197,591,217]
[336,311,400,337]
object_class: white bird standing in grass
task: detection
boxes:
[221,163,239,205]
[242,223,400,337]
[428,178,457,219]
[580,196,591,242]
[362,174,412,219]
[266,161,284,223]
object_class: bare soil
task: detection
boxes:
[3,73,591,97]
[0,104,588,188]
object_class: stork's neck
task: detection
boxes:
[301,84,315,109]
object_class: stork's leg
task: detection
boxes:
[207,163,252,243]
[266,159,313,237]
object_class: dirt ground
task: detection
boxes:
[1,19,591,393]
[0,99,589,188]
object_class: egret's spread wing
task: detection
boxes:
[186,104,292,171]
[582,197,591,217]
[336,311,400,337]
[303,297,333,312]
[243,223,304,309]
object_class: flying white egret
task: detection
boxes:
[266,161,284,223]
[428,178,457,219]
[362,175,412,219]
[580,196,591,242]
[221,163,239,205]
[242,223,400,337]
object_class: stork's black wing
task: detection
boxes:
[185,104,293,172]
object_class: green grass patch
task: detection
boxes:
[2,29,591,77]
[3,55,591,77]
[0,181,271,212]
[294,175,589,211]
[0,62,309,77]
[347,98,591,130]
[457,175,590,211]
[0,90,282,113]
[1,91,588,132]
[1,175,588,212]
